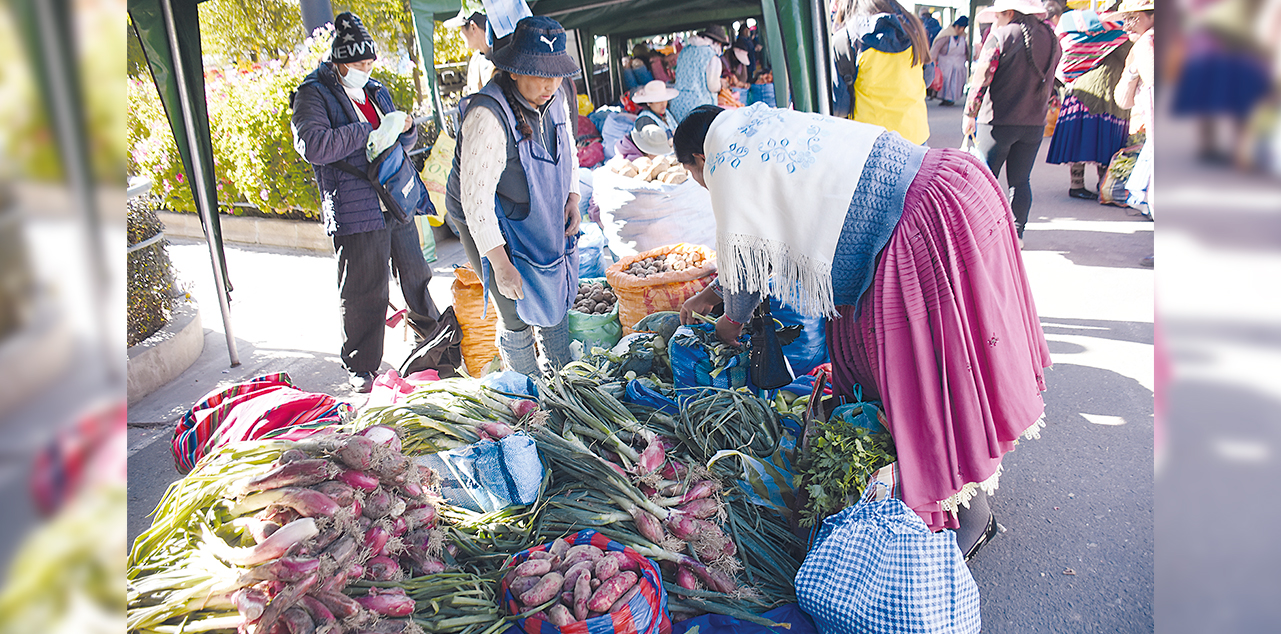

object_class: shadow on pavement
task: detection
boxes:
[1157,378,1281,633]
[1040,317,1155,346]
[972,361,1153,633]
[1025,227,1155,269]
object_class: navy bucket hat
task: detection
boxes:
[488,16,581,78]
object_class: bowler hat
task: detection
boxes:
[698,25,731,45]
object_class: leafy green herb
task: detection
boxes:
[796,417,895,527]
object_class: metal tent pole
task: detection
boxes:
[159,0,240,366]
[811,0,832,115]
[30,0,115,375]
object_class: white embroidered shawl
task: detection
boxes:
[704,103,884,318]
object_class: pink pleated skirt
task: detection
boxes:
[827,147,1052,531]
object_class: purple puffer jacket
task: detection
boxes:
[291,62,415,236]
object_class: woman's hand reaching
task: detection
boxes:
[714,316,744,347]
[680,284,722,325]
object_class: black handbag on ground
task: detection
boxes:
[748,301,798,391]
[400,306,463,379]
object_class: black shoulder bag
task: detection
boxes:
[329,148,417,225]
[748,301,802,391]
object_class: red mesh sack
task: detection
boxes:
[500,530,671,634]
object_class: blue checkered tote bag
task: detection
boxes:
[795,483,981,634]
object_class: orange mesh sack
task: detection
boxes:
[451,264,500,376]
[606,243,717,334]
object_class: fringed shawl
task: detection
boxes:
[703,104,885,318]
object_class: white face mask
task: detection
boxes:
[340,65,371,90]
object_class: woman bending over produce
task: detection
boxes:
[675,104,1051,544]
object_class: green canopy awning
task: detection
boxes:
[519,0,829,113]
[128,0,240,366]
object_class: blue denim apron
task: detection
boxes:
[474,82,579,327]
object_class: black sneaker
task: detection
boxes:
[1069,188,1098,200]
[1140,255,1154,268]
[349,371,375,393]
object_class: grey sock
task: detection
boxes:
[498,327,539,377]
[1069,162,1086,190]
[536,316,573,373]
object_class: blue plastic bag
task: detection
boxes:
[414,432,543,513]
[669,324,750,393]
[479,370,538,400]
[770,297,829,376]
[578,222,608,279]
[624,379,679,416]
[673,603,817,634]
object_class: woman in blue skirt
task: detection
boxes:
[1045,8,1134,200]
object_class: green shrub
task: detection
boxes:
[127,195,176,347]
[127,27,418,221]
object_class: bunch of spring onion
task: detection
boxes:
[528,374,801,624]
[348,572,508,634]
[0,484,126,634]
[437,498,546,573]
[128,428,453,634]
[348,379,533,455]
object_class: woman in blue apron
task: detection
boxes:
[445,16,582,376]
[617,80,681,160]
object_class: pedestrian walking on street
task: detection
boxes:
[919,8,943,99]
[675,104,1051,549]
[929,16,971,106]
[831,0,933,145]
[291,12,442,393]
[1045,8,1133,200]
[964,0,1063,246]
[445,16,583,377]
[1109,0,1154,266]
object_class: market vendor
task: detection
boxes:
[616,80,681,160]
[675,104,1051,550]
[445,16,582,377]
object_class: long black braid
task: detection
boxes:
[1014,13,1053,87]
[495,72,535,140]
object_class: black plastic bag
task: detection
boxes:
[400,306,463,378]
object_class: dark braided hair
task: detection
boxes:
[495,72,535,140]
[673,105,724,165]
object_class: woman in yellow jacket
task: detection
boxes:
[831,0,932,144]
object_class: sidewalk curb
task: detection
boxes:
[158,210,331,253]
[127,298,203,405]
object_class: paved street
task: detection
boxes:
[925,103,1154,633]
[127,100,1155,632]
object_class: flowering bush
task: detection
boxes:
[128,27,416,220]
[127,195,175,346]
